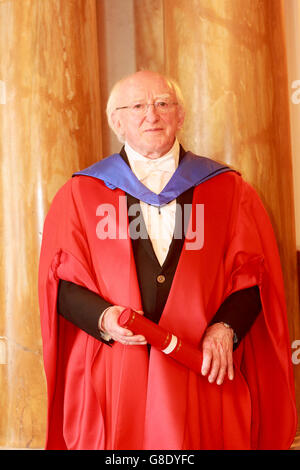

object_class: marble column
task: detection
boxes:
[283,0,300,251]
[0,0,101,448]
[163,0,300,416]
[134,0,165,73]
[96,0,137,156]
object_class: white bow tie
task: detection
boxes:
[131,157,176,183]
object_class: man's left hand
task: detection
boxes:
[201,323,234,385]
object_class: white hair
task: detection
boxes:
[106,71,185,143]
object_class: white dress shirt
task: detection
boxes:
[125,139,180,266]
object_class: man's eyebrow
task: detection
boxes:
[130,93,173,103]
[154,94,173,100]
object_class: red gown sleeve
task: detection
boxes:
[38,180,106,449]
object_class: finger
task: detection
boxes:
[227,350,234,381]
[118,326,134,336]
[114,333,147,345]
[208,350,220,383]
[201,347,212,376]
[107,326,132,342]
[125,334,146,344]
[124,339,147,346]
[216,348,227,385]
[116,338,147,346]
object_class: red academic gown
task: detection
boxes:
[38,169,297,450]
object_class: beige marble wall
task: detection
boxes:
[134,0,165,73]
[283,0,300,250]
[0,0,102,448]
[96,0,137,156]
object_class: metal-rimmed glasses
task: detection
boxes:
[115,101,178,115]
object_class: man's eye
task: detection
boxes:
[132,103,144,110]
[156,101,168,108]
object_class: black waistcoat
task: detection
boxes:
[120,147,194,324]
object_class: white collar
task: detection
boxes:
[125,139,180,169]
[125,139,180,193]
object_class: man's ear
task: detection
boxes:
[111,110,125,137]
[176,107,185,131]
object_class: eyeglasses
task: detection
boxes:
[115,101,178,115]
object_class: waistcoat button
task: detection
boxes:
[157,274,166,284]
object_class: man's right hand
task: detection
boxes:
[100,306,147,346]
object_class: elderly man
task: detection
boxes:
[39,71,296,450]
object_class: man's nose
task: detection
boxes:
[144,104,160,121]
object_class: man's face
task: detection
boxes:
[111,72,185,159]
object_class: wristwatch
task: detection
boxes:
[219,322,238,344]
[98,307,113,342]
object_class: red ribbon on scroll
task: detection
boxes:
[118,308,203,374]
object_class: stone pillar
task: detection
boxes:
[283,0,300,251]
[134,0,165,73]
[163,0,300,417]
[0,0,101,448]
[96,0,137,156]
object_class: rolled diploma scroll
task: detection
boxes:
[118,308,203,374]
